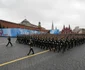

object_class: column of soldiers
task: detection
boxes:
[16,34,85,53]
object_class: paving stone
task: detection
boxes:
[0,38,85,70]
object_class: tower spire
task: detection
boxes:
[63,25,65,29]
[69,25,70,29]
[52,21,54,30]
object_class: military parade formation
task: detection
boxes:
[16,33,85,53]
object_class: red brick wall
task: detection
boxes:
[0,20,48,32]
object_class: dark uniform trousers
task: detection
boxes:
[6,36,13,47]
[6,41,13,46]
[27,47,34,55]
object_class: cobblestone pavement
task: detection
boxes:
[0,37,85,70]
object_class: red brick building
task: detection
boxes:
[61,25,73,34]
[0,19,48,32]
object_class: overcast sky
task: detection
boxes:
[0,0,85,30]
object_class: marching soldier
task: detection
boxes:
[27,39,34,55]
[16,34,85,53]
[6,36,13,47]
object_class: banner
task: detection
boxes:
[0,28,41,37]
[50,29,60,34]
